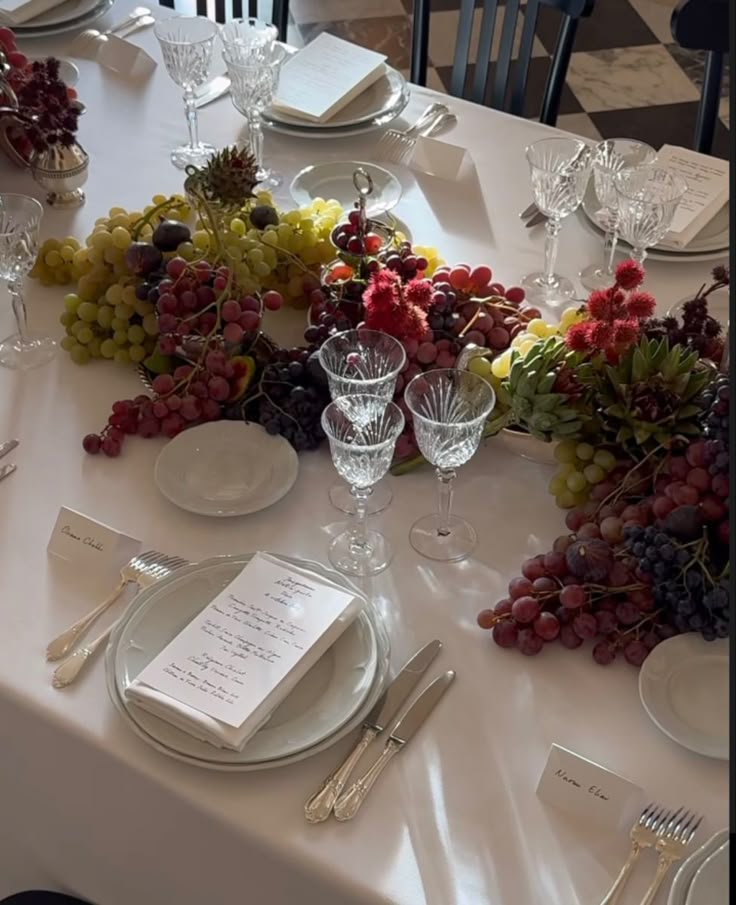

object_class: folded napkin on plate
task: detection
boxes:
[125,553,364,751]
[0,0,63,26]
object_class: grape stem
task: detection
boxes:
[130,196,188,241]
[594,442,666,513]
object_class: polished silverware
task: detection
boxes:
[52,621,115,687]
[31,141,89,209]
[194,75,231,109]
[0,462,16,482]
[0,438,18,459]
[598,804,673,905]
[46,551,188,662]
[375,103,451,165]
[333,669,455,821]
[638,809,702,905]
[304,639,442,823]
[70,11,154,57]
[520,202,537,221]
[525,209,547,228]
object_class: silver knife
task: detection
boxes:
[0,438,18,460]
[194,75,231,109]
[525,210,547,228]
[304,639,442,823]
[333,670,456,821]
[0,463,17,482]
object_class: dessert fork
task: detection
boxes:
[598,804,672,905]
[638,809,702,905]
[375,102,452,164]
[46,550,188,661]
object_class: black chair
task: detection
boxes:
[158,0,290,42]
[410,0,595,126]
[670,0,729,154]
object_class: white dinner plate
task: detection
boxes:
[154,421,299,517]
[581,183,729,262]
[638,634,729,759]
[106,553,390,771]
[668,829,730,905]
[290,162,402,217]
[667,287,730,329]
[686,840,729,905]
[263,64,409,133]
[11,0,113,37]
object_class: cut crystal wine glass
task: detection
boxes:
[580,139,657,291]
[154,17,218,170]
[225,43,287,189]
[522,137,592,305]
[614,165,688,265]
[220,18,277,63]
[405,369,495,562]
[322,397,404,577]
[0,194,56,371]
[319,328,406,516]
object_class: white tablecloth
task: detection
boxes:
[1,7,728,903]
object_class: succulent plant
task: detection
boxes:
[184,145,259,211]
[498,336,589,442]
[585,336,712,452]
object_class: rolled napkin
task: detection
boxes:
[0,0,65,26]
[125,552,364,751]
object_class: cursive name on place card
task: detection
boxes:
[48,506,141,578]
[537,744,644,830]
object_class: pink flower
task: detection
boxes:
[586,290,611,320]
[615,260,645,291]
[612,318,640,347]
[565,322,591,352]
[589,321,613,348]
[625,291,656,319]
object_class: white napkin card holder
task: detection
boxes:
[410,135,468,181]
[48,505,141,577]
[537,744,644,830]
[97,35,156,79]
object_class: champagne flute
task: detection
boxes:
[405,369,495,562]
[0,194,55,370]
[154,16,218,170]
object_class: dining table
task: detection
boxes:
[0,4,729,903]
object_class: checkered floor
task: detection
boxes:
[285,0,729,159]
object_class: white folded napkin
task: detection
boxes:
[0,0,64,27]
[125,553,364,752]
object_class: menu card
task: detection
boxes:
[126,552,362,750]
[657,145,729,249]
[272,33,386,123]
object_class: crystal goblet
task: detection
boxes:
[220,18,277,63]
[614,165,688,266]
[154,17,218,170]
[319,328,406,516]
[405,369,495,562]
[322,397,405,577]
[0,194,55,371]
[522,137,592,305]
[580,139,657,291]
[225,43,287,189]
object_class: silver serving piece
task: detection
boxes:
[30,141,89,208]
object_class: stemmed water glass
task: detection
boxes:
[154,17,218,170]
[522,137,592,305]
[220,18,277,62]
[321,397,405,577]
[405,369,495,562]
[319,329,406,516]
[579,139,657,291]
[614,165,689,266]
[0,194,56,371]
[224,43,287,189]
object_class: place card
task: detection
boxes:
[537,744,644,830]
[97,35,157,79]
[410,135,468,181]
[656,145,729,249]
[126,552,362,750]
[47,506,141,577]
[272,33,386,123]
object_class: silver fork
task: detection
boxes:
[598,804,672,905]
[46,551,188,661]
[638,809,702,905]
[70,8,154,56]
[375,102,451,164]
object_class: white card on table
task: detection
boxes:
[133,552,360,729]
[47,506,141,578]
[537,744,644,830]
[97,35,157,79]
[410,135,468,181]
[272,33,386,123]
[657,145,729,249]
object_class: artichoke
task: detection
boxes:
[500,336,588,442]
[586,336,712,452]
[184,145,259,211]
